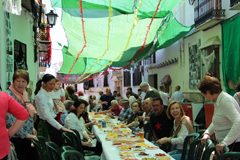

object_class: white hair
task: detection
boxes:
[140,82,149,87]
[129,96,137,107]
[111,100,118,105]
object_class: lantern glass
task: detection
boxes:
[46,10,57,27]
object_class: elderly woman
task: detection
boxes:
[156,101,194,160]
[126,101,144,128]
[5,69,38,160]
[199,76,240,155]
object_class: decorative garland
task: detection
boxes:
[76,0,144,82]
[83,0,162,81]
[63,0,87,82]
[75,0,113,82]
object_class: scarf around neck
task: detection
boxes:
[9,83,36,116]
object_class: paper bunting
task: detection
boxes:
[75,0,113,82]
[63,0,87,82]
[77,0,145,82]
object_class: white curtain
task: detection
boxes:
[201,50,215,72]
[4,0,22,15]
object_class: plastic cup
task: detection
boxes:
[140,131,144,140]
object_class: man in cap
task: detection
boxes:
[96,89,104,111]
[98,88,115,111]
[118,98,134,121]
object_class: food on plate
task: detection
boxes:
[138,152,149,156]
[119,151,133,155]
[145,146,159,149]
[113,143,122,145]
[112,137,144,143]
[157,157,171,160]
[141,158,155,160]
[125,142,136,145]
[92,115,104,119]
[121,129,132,132]
[119,145,132,150]
[136,142,150,147]
[133,148,145,152]
[120,154,134,159]
[106,132,118,137]
[132,146,141,148]
[155,153,166,156]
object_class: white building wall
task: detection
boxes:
[0,6,38,92]
[142,0,237,102]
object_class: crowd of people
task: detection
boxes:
[1,70,240,160]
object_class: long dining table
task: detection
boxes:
[88,114,175,160]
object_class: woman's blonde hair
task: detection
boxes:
[166,101,185,120]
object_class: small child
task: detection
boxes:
[50,79,66,124]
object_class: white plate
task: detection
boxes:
[132,149,145,152]
[137,153,151,157]
[145,146,159,150]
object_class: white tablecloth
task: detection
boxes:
[89,116,175,160]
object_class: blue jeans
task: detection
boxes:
[168,149,189,160]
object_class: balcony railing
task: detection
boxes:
[194,0,225,28]
[231,0,240,7]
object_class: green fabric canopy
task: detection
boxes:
[52,0,194,80]
[134,12,194,61]
[222,15,240,96]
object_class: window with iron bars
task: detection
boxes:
[144,53,156,65]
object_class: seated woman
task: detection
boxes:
[156,101,194,160]
[64,99,102,156]
[126,101,144,128]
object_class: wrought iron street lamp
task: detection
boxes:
[46,10,58,27]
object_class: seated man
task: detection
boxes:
[94,100,122,116]
[150,97,173,152]
[119,98,134,121]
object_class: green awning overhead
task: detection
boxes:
[58,45,134,75]
[222,15,240,96]
[52,0,195,80]
[134,12,194,61]
[52,0,182,18]
[58,0,186,62]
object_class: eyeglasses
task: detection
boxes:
[152,105,160,108]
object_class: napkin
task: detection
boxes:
[90,139,97,147]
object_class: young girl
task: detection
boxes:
[35,74,72,148]
[50,79,66,124]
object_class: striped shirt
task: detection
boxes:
[110,105,122,116]
[119,106,134,121]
